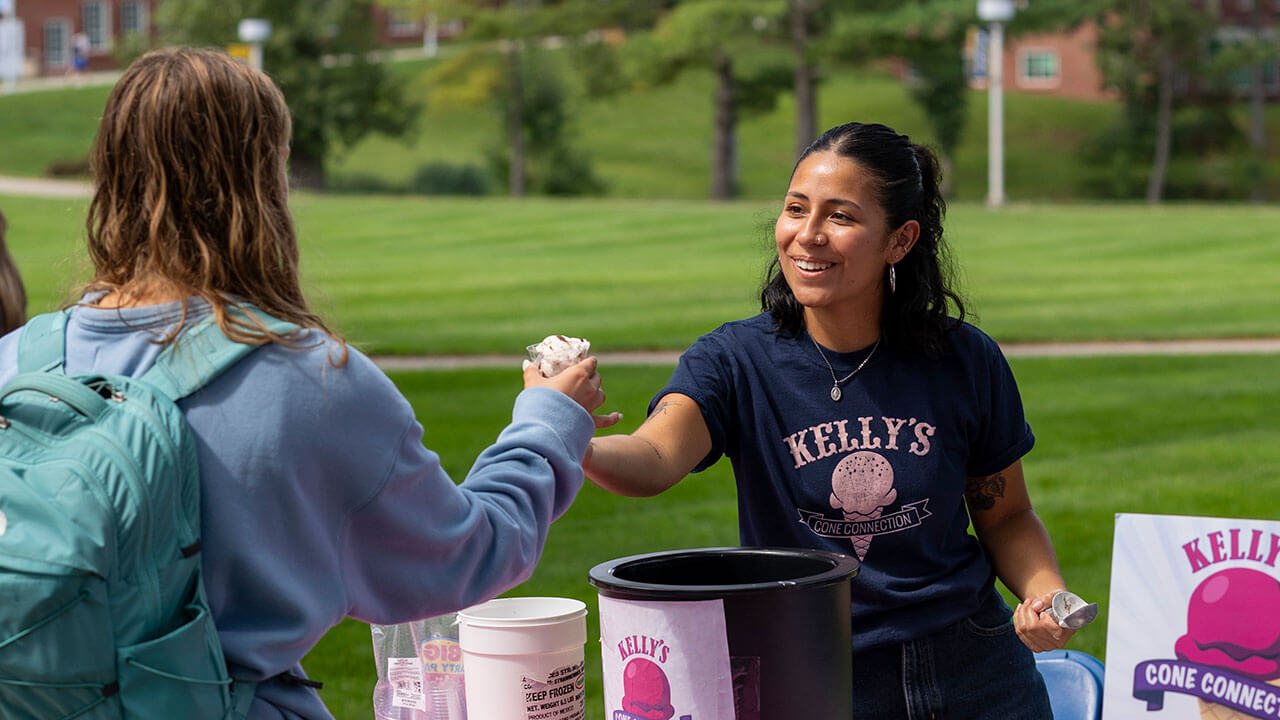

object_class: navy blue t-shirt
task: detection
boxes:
[652,313,1034,652]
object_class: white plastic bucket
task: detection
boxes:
[457,597,587,720]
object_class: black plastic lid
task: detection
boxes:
[588,546,860,601]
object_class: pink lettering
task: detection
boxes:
[1230,529,1245,560]
[858,417,882,449]
[910,423,934,456]
[1209,531,1227,563]
[812,423,837,459]
[1183,539,1211,572]
[1250,530,1266,563]
[831,420,857,453]
[882,417,908,450]
[784,430,816,468]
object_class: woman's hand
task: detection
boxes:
[523,357,622,430]
[1014,589,1076,652]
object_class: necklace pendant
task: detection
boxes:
[830,385,842,402]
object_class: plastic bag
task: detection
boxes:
[371,615,466,720]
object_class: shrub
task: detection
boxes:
[409,162,491,196]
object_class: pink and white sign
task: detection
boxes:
[598,596,735,720]
[1104,513,1280,720]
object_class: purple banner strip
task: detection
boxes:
[1133,659,1280,718]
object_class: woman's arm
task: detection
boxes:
[583,393,712,497]
[966,459,1075,652]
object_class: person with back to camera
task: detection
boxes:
[584,122,1082,717]
[0,209,27,335]
[0,47,619,719]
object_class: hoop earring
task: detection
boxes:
[889,264,897,295]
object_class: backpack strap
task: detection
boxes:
[227,680,259,720]
[16,310,70,373]
[142,309,300,402]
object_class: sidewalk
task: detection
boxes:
[2,70,120,95]
[0,175,91,198]
[370,337,1280,371]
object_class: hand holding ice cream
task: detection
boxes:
[522,335,622,431]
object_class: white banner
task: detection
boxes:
[598,596,735,720]
[1104,513,1280,720]
[0,18,22,84]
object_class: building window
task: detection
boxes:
[1021,51,1058,80]
[44,18,70,68]
[386,8,420,37]
[1017,49,1060,88]
[82,1,111,51]
[121,1,149,36]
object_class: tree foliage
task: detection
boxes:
[826,0,975,194]
[387,0,656,195]
[625,0,789,199]
[1091,0,1228,200]
[156,0,418,189]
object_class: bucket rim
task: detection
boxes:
[457,596,587,628]
[587,546,859,599]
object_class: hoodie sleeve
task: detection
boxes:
[341,386,592,623]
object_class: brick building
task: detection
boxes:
[967,1,1280,102]
[0,0,444,78]
[3,0,156,77]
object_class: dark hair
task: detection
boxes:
[0,209,27,335]
[760,122,965,359]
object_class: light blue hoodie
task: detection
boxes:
[0,298,593,719]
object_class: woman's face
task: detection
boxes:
[775,151,902,318]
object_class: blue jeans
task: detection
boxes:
[849,591,1052,719]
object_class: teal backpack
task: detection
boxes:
[0,309,296,719]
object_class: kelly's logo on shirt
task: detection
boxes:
[785,416,936,560]
[782,415,935,469]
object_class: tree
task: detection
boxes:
[826,0,975,195]
[1245,2,1276,202]
[157,0,418,189]
[787,0,821,158]
[1094,0,1216,202]
[631,0,790,200]
[388,0,655,196]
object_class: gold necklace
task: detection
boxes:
[809,334,879,402]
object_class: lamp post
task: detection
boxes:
[978,0,1014,208]
[237,18,272,73]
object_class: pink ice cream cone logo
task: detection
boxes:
[1134,568,1280,718]
[620,657,675,720]
[828,452,898,560]
[1175,568,1280,683]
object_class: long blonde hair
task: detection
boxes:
[84,47,343,356]
[0,209,27,335]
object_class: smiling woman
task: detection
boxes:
[581,121,1086,719]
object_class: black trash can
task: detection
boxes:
[589,547,859,720]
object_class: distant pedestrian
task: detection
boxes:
[67,32,89,84]
[0,208,26,335]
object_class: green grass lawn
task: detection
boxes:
[6,193,1276,353]
[301,354,1280,719]
[0,86,110,178]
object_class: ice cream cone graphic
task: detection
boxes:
[1175,568,1280,720]
[829,452,897,561]
[1195,687,1280,720]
